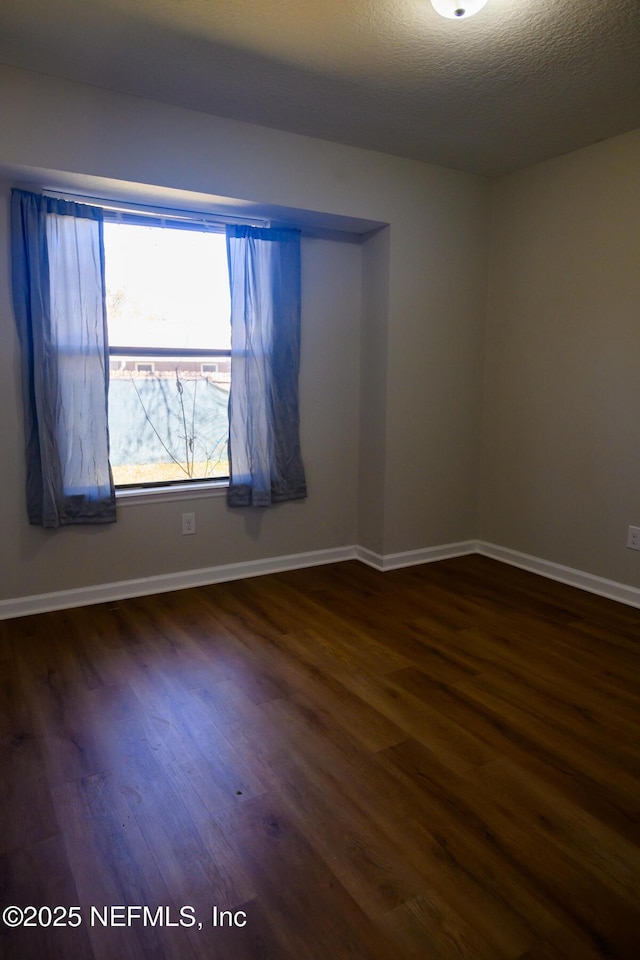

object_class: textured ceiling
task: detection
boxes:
[1,0,639,175]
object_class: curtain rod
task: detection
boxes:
[41,189,270,228]
[38,188,364,243]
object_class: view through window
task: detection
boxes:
[104,219,231,487]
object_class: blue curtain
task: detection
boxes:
[11,189,116,527]
[226,225,307,507]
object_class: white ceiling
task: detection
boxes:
[1,0,639,176]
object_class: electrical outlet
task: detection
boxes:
[627,526,640,551]
[182,512,196,535]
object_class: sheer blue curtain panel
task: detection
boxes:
[11,189,116,527]
[226,225,307,507]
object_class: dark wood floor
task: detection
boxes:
[1,555,640,959]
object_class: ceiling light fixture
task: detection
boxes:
[431,0,488,18]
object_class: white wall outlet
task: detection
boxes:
[182,512,196,535]
[627,525,640,551]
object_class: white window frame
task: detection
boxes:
[103,208,233,501]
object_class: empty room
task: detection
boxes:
[1,1,639,958]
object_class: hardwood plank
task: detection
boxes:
[198,682,555,955]
[1,556,639,959]
[0,834,93,960]
[516,924,608,960]
[196,590,406,752]
[212,795,402,960]
[381,890,506,960]
[382,737,640,958]
[456,674,640,843]
[51,773,197,960]
[469,759,640,908]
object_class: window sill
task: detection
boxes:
[116,480,228,507]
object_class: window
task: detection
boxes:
[11,188,306,524]
[104,219,231,488]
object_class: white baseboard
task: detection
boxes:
[356,541,478,571]
[2,538,639,620]
[477,541,640,609]
[0,545,358,620]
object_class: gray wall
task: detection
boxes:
[0,185,362,599]
[358,226,390,556]
[383,175,489,553]
[0,64,489,603]
[3,66,639,606]
[480,128,640,588]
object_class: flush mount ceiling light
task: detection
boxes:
[431,0,488,18]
